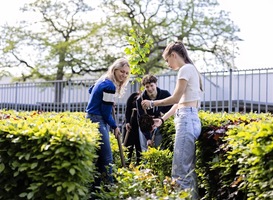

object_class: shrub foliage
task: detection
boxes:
[1,110,273,199]
[0,111,100,200]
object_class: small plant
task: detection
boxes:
[93,164,190,200]
[140,147,173,181]
[124,28,153,80]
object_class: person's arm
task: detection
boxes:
[161,104,177,121]
[100,82,117,130]
[154,104,178,127]
[125,93,137,131]
[101,103,117,129]
[125,94,135,123]
[142,130,152,141]
[136,93,145,116]
[159,90,173,114]
[141,79,187,109]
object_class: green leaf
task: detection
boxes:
[19,193,28,198]
[56,147,67,154]
[62,161,71,168]
[27,192,34,199]
[57,186,62,192]
[124,47,131,54]
[73,194,79,200]
[0,163,5,173]
[69,168,76,175]
[14,171,19,177]
[25,153,31,160]
[31,162,38,169]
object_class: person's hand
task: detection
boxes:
[153,118,162,127]
[153,118,164,127]
[141,99,151,110]
[125,123,131,131]
[147,139,153,147]
[114,127,120,139]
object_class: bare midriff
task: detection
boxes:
[177,100,199,109]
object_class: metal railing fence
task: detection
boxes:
[1,68,273,127]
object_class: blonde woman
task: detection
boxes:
[141,41,203,199]
[86,58,130,189]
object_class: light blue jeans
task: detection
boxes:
[86,114,113,188]
[139,128,162,151]
[173,107,201,199]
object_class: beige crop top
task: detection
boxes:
[177,64,202,104]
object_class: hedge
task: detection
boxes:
[0,111,100,200]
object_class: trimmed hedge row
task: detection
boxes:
[159,111,273,199]
[1,110,273,199]
[104,111,273,199]
[0,111,100,200]
[162,111,273,200]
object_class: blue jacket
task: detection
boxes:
[86,78,117,129]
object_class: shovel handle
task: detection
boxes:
[112,106,126,167]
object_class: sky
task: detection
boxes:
[1,0,273,70]
[218,0,273,69]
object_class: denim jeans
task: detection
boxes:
[86,114,113,187]
[173,107,201,199]
[139,128,162,151]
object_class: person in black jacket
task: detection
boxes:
[136,74,172,151]
[123,92,142,165]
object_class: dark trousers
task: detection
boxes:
[123,127,142,165]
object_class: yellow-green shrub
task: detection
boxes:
[140,147,173,181]
[96,160,190,200]
[197,111,271,199]
[224,118,273,199]
[0,111,100,200]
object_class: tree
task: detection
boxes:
[100,0,240,72]
[0,0,240,79]
[0,0,114,83]
[0,0,121,102]
[0,0,240,102]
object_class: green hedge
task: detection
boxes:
[0,111,100,200]
[158,111,273,199]
[2,110,273,200]
[222,116,273,199]
[162,111,272,200]
[99,111,273,199]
